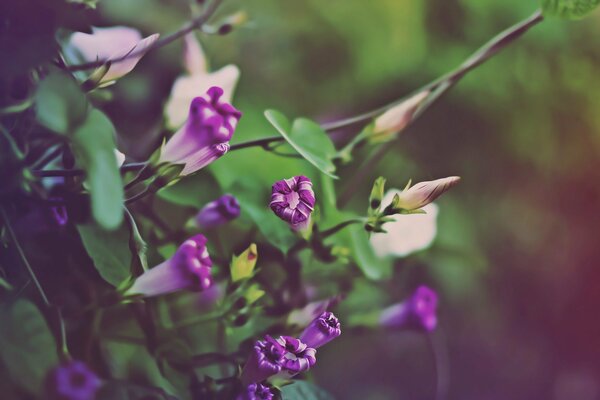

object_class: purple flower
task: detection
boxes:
[274,336,317,375]
[51,206,68,227]
[159,86,242,176]
[241,336,286,385]
[237,383,275,400]
[299,311,341,349]
[46,361,101,400]
[194,194,240,229]
[269,176,315,231]
[379,285,438,332]
[125,234,212,297]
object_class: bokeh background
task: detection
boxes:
[89,0,600,398]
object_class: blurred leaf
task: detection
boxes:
[0,299,58,395]
[157,172,221,207]
[72,109,124,229]
[231,243,258,282]
[280,380,335,400]
[541,0,600,19]
[349,226,392,280]
[264,110,338,178]
[96,381,176,400]
[77,223,131,286]
[35,72,88,134]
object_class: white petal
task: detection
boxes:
[100,33,160,83]
[183,33,208,75]
[70,26,142,62]
[114,149,126,167]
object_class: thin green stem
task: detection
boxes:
[320,218,364,238]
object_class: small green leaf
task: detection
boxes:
[35,72,88,134]
[0,299,59,395]
[349,225,392,280]
[77,223,132,287]
[265,110,338,178]
[231,243,258,282]
[280,380,336,400]
[72,109,124,230]
[541,0,600,18]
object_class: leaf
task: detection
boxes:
[349,225,392,280]
[0,299,58,395]
[541,0,600,19]
[35,72,88,134]
[280,380,336,400]
[157,171,221,207]
[77,222,132,286]
[265,110,338,178]
[72,109,124,230]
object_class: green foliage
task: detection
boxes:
[280,380,336,400]
[77,223,132,286]
[264,110,338,178]
[541,0,600,18]
[35,72,88,134]
[0,300,58,396]
[157,172,221,207]
[348,225,392,280]
[72,109,124,230]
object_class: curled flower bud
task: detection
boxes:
[274,336,317,375]
[237,383,275,400]
[394,176,460,211]
[269,176,315,231]
[299,311,341,349]
[372,91,429,143]
[379,285,438,332]
[241,336,286,385]
[193,194,240,229]
[46,361,101,400]
[159,86,242,176]
[125,234,212,297]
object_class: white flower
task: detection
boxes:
[69,26,159,86]
[370,190,439,258]
[164,33,240,129]
[395,176,460,211]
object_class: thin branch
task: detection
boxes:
[66,0,225,71]
[32,162,147,178]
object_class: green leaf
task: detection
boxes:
[35,72,88,134]
[541,0,600,18]
[349,225,392,280]
[0,299,59,395]
[72,109,124,229]
[280,380,336,400]
[264,110,338,178]
[157,171,221,207]
[77,223,132,286]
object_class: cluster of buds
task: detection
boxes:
[366,176,460,233]
[239,312,341,396]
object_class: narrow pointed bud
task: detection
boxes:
[45,361,102,400]
[379,286,438,332]
[241,336,286,385]
[125,234,212,297]
[192,194,241,229]
[230,243,258,282]
[159,86,241,176]
[269,176,315,231]
[395,176,460,211]
[299,311,341,349]
[371,91,429,143]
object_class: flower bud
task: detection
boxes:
[274,336,317,375]
[299,311,341,349]
[269,176,315,231]
[379,285,438,332]
[45,361,101,400]
[193,194,240,229]
[241,336,286,385]
[371,91,429,143]
[159,86,241,176]
[125,234,212,298]
[237,383,275,400]
[394,176,460,211]
[230,243,258,282]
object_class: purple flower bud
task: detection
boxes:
[237,383,275,400]
[274,336,317,374]
[125,234,212,297]
[46,361,101,400]
[241,336,286,385]
[194,194,240,229]
[269,176,315,231]
[299,311,341,349]
[379,285,438,332]
[159,86,242,176]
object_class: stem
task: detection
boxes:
[66,0,225,71]
[31,145,64,170]
[320,218,364,237]
[32,162,147,178]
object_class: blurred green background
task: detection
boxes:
[96,0,600,398]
